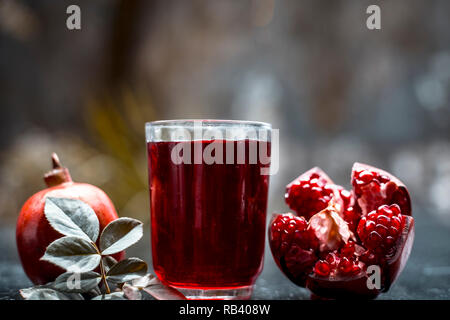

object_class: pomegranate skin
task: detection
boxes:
[16,182,125,285]
[306,272,379,299]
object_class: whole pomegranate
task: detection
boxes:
[270,163,414,299]
[16,153,125,285]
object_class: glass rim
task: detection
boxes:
[145,119,272,130]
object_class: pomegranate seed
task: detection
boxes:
[389,226,399,238]
[325,253,337,266]
[338,257,353,274]
[379,205,393,216]
[358,170,374,184]
[365,220,376,233]
[360,250,377,265]
[357,217,366,235]
[340,189,352,204]
[385,236,395,247]
[288,224,297,233]
[367,211,377,221]
[377,215,390,226]
[340,242,356,258]
[376,224,389,238]
[281,230,291,242]
[351,264,361,275]
[314,260,331,277]
[367,231,382,248]
[390,204,401,215]
[391,216,401,229]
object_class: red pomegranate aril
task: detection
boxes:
[338,257,353,274]
[365,220,376,233]
[391,216,401,229]
[351,265,361,275]
[325,253,337,266]
[288,223,297,233]
[314,260,331,277]
[385,236,395,247]
[389,226,399,238]
[390,204,401,215]
[376,224,389,238]
[340,242,356,258]
[357,170,374,184]
[357,217,365,236]
[367,211,377,220]
[367,231,382,248]
[379,205,393,216]
[340,189,352,204]
[360,250,377,265]
[377,215,390,225]
[281,230,290,242]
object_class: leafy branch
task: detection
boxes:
[20,197,186,300]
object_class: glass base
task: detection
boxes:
[175,285,253,300]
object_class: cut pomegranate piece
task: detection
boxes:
[269,163,414,299]
[285,167,347,219]
[269,213,318,286]
[351,163,411,217]
[357,204,403,252]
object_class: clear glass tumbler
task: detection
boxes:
[146,120,272,299]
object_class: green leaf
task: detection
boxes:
[102,255,118,273]
[99,218,143,255]
[20,287,84,300]
[44,197,100,242]
[41,236,101,272]
[106,258,147,283]
[129,274,186,300]
[92,292,126,300]
[51,271,101,293]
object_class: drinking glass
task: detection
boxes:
[146,120,271,299]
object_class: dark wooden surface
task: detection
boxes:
[1,208,449,300]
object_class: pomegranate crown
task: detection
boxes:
[43,153,73,187]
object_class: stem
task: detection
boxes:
[51,153,62,169]
[94,243,111,295]
[99,257,111,294]
[44,153,72,187]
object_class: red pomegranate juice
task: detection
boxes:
[148,139,270,289]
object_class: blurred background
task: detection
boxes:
[0,0,449,299]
